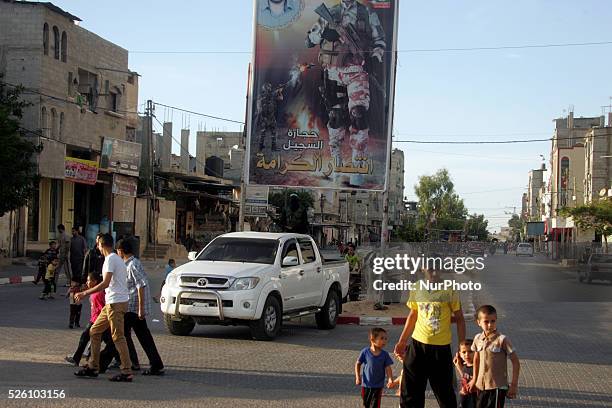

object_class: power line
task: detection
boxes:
[395,131,612,144]
[153,102,245,125]
[2,81,142,115]
[130,40,612,54]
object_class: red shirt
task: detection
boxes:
[90,291,105,323]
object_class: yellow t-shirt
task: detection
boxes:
[45,264,56,280]
[407,281,461,346]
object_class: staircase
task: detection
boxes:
[141,244,172,260]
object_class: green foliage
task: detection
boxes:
[560,200,612,238]
[268,189,314,233]
[396,216,423,242]
[465,213,489,240]
[0,78,39,217]
[414,169,468,233]
[508,214,524,241]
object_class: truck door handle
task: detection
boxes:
[298,269,305,276]
[316,267,322,273]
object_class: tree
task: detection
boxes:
[560,200,612,251]
[268,189,314,233]
[508,214,524,241]
[414,169,467,237]
[396,216,424,242]
[0,78,39,217]
[465,213,489,241]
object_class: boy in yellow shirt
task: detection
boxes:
[394,267,466,408]
[40,257,59,300]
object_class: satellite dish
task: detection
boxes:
[599,188,608,197]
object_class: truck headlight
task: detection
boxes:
[229,277,260,291]
[166,274,178,287]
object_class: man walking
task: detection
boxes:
[70,227,87,284]
[74,233,133,382]
[56,224,71,287]
[116,239,165,376]
[394,267,466,408]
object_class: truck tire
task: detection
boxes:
[316,289,339,330]
[250,296,282,341]
[164,313,195,336]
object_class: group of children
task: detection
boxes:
[356,305,519,408]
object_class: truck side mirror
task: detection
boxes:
[187,251,198,261]
[282,256,299,267]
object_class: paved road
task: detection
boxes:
[0,253,611,407]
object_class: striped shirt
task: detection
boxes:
[125,256,151,317]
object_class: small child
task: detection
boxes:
[65,273,106,366]
[34,241,57,285]
[66,280,83,329]
[355,327,394,408]
[40,256,59,299]
[468,305,520,408]
[454,339,476,408]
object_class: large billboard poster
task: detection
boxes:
[247,0,398,191]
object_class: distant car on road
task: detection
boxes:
[515,243,534,257]
[578,254,612,284]
[466,242,486,257]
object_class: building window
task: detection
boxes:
[43,23,49,55]
[77,69,98,110]
[53,26,60,59]
[50,108,58,139]
[60,31,67,62]
[41,107,48,137]
[560,157,570,207]
[59,112,65,140]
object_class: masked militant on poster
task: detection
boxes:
[246,0,398,190]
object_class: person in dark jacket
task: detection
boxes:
[82,233,104,278]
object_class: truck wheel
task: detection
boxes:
[316,289,339,330]
[250,296,281,341]
[164,313,195,336]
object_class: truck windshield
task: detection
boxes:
[196,238,279,264]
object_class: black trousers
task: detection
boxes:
[476,389,506,408]
[400,338,457,408]
[361,387,383,408]
[124,312,164,370]
[69,304,82,326]
[73,323,114,366]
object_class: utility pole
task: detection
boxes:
[146,100,157,260]
[238,64,251,232]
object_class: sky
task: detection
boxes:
[50,0,612,232]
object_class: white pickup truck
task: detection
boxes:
[160,232,350,340]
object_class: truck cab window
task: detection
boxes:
[298,239,316,264]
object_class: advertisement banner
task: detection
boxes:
[245,185,270,216]
[112,174,138,197]
[247,0,398,191]
[64,157,98,185]
[100,137,142,177]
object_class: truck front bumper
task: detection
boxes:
[160,285,258,320]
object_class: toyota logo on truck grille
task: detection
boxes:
[197,278,208,287]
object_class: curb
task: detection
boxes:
[0,275,35,285]
[337,315,407,326]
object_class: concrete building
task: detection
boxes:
[388,149,405,227]
[548,112,598,243]
[527,164,546,221]
[583,124,612,204]
[0,0,140,251]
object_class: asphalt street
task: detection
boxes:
[0,252,611,407]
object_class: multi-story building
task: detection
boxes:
[583,123,612,205]
[548,112,601,243]
[527,164,546,221]
[0,0,140,251]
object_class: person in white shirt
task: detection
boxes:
[74,233,133,382]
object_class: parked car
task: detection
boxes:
[160,232,350,340]
[578,254,612,284]
[515,243,534,257]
